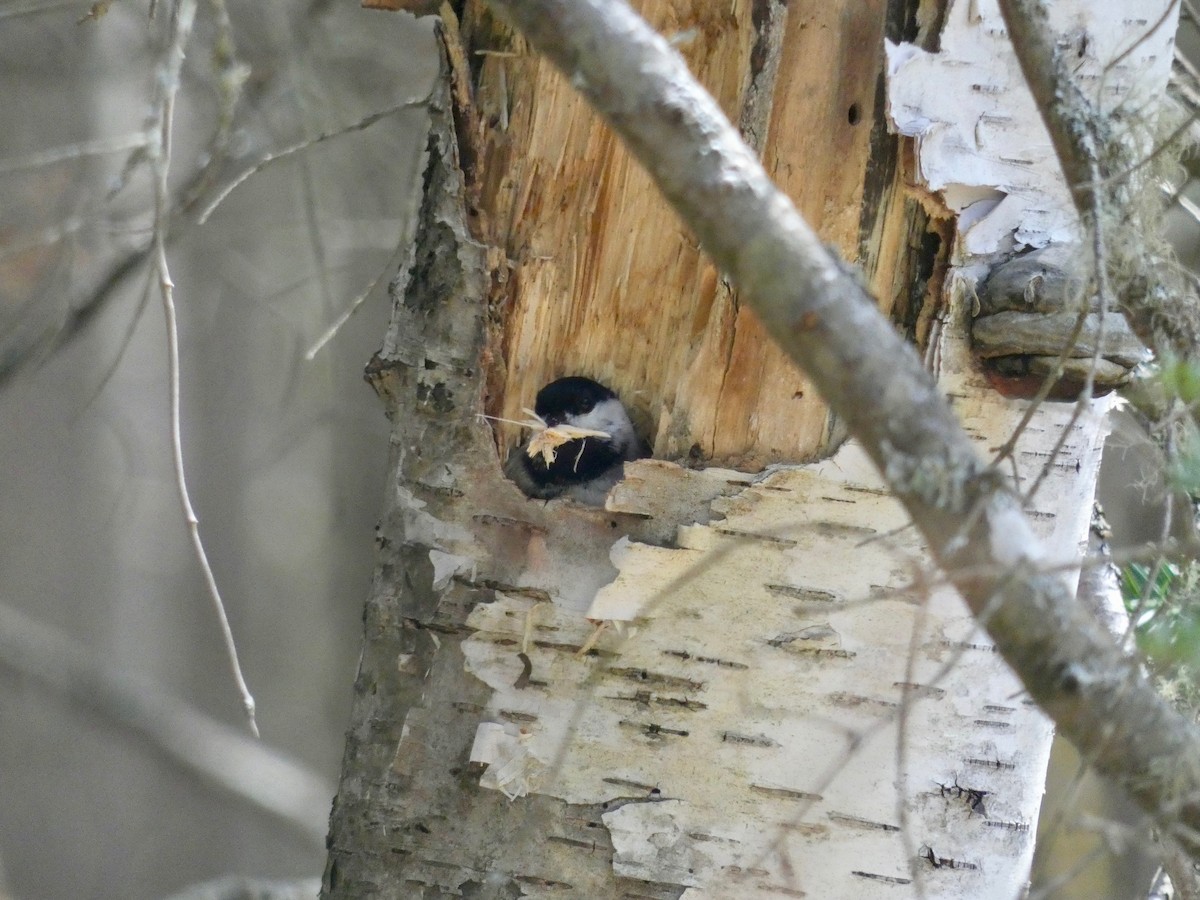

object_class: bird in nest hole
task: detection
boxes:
[505,376,647,505]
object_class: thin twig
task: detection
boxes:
[1173,190,1200,227]
[149,0,258,737]
[1104,0,1179,81]
[77,271,156,414]
[0,602,329,846]
[304,258,395,359]
[0,130,153,175]
[305,122,427,358]
[297,154,337,333]
[1080,107,1200,192]
[177,0,250,209]
[0,216,88,262]
[197,98,431,225]
[0,0,84,19]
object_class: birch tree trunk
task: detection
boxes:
[323,1,1178,896]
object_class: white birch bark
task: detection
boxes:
[324,0,1189,896]
[460,1,1175,896]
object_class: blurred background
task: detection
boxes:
[0,2,1196,898]
[0,3,436,897]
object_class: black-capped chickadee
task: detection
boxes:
[506,376,645,505]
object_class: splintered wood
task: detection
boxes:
[464,0,920,470]
[411,0,1175,897]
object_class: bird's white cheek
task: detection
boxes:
[572,399,633,434]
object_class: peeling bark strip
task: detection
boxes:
[464,448,1071,897]
[485,0,1200,862]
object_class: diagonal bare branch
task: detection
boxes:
[485,0,1200,856]
[998,0,1200,366]
[149,0,258,736]
[0,602,331,847]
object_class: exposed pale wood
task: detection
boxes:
[463,0,940,470]
[325,0,1182,895]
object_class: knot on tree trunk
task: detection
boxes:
[971,246,1148,400]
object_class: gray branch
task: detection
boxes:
[998,0,1200,363]
[0,602,332,848]
[486,0,1200,855]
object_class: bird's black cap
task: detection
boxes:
[523,376,622,487]
[534,376,616,426]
